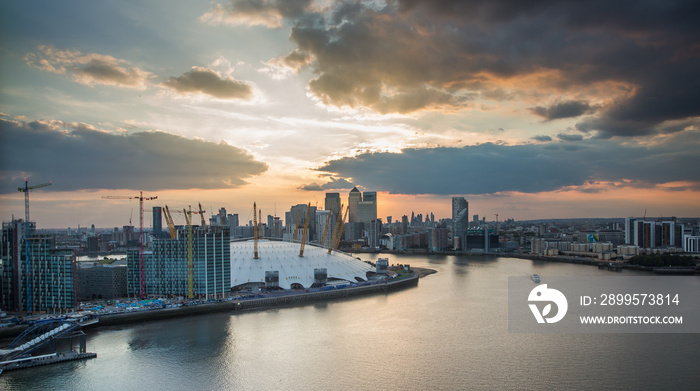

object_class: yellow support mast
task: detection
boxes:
[299,203,311,257]
[332,206,349,252]
[328,205,346,254]
[321,203,338,249]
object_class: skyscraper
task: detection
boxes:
[219,207,228,226]
[324,192,341,217]
[348,187,362,223]
[452,197,469,249]
[362,191,377,224]
[152,206,163,237]
[357,201,376,225]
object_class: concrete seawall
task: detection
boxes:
[0,272,426,340]
[95,274,419,328]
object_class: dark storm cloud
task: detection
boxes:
[298,177,354,191]
[530,100,594,120]
[162,67,253,99]
[0,118,267,193]
[314,135,700,195]
[229,0,700,136]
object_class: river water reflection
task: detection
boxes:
[1,254,698,390]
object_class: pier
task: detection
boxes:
[0,314,98,373]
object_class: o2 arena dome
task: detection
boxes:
[230,239,375,290]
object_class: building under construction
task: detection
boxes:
[126,225,231,300]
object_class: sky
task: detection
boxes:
[1,0,699,229]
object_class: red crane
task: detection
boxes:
[102,191,157,299]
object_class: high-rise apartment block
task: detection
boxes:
[1,219,75,313]
[127,226,230,299]
[452,197,469,249]
[625,218,683,248]
[367,219,383,249]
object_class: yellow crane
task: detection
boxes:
[168,205,206,299]
[299,203,311,257]
[198,203,206,227]
[163,205,177,239]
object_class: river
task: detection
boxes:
[1,254,698,390]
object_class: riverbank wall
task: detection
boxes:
[97,273,419,327]
[1,272,424,340]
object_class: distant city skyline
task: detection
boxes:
[1,1,699,228]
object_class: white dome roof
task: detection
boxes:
[230,240,374,289]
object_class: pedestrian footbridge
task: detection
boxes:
[0,315,97,361]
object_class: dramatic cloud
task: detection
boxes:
[314,132,700,195]
[260,50,314,79]
[215,0,700,135]
[0,118,267,193]
[162,66,253,99]
[531,135,552,142]
[557,133,584,142]
[298,177,354,191]
[201,0,314,28]
[530,100,595,120]
[24,45,153,88]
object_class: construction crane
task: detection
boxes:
[168,205,206,298]
[17,179,52,314]
[299,203,311,257]
[163,205,177,239]
[102,191,157,299]
[198,203,206,227]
